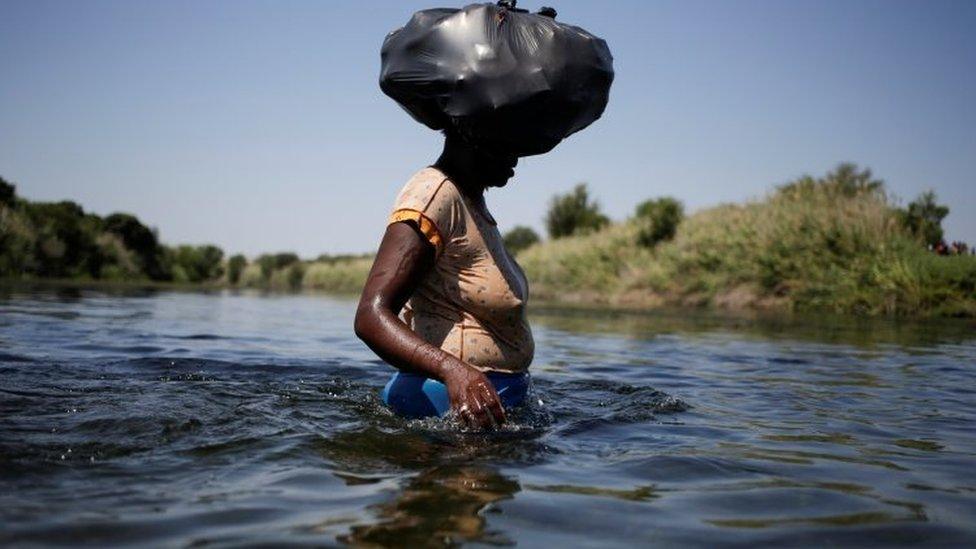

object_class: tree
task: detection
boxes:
[0,176,16,205]
[634,197,684,248]
[545,183,609,239]
[823,163,885,196]
[103,213,168,280]
[170,245,225,283]
[22,200,102,278]
[900,191,949,248]
[227,254,247,285]
[778,163,885,198]
[257,252,300,280]
[502,225,540,254]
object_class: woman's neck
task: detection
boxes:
[432,155,486,200]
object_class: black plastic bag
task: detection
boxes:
[380,1,614,157]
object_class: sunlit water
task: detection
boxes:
[1,287,975,546]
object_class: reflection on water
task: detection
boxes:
[342,465,520,546]
[1,287,975,546]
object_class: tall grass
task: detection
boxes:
[518,174,976,317]
[301,257,372,294]
[237,256,372,294]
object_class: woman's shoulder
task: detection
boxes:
[393,166,461,213]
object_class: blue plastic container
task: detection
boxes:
[382,371,529,419]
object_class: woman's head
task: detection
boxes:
[437,130,518,189]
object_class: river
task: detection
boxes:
[1,287,974,546]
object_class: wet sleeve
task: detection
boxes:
[388,175,457,258]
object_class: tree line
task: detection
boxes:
[501,163,956,255]
[0,164,960,286]
[0,176,229,283]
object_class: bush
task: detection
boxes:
[634,197,684,248]
[899,190,949,248]
[545,183,609,239]
[95,233,141,280]
[257,252,300,281]
[168,245,224,283]
[288,263,306,289]
[22,200,102,278]
[226,254,247,285]
[103,213,168,280]
[503,225,541,254]
[238,263,265,288]
[0,204,36,277]
[778,163,884,197]
[0,176,16,206]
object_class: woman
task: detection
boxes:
[354,131,533,429]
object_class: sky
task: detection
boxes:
[1,0,974,257]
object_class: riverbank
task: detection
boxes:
[518,177,976,318]
[5,169,974,317]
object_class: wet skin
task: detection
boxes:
[354,133,518,429]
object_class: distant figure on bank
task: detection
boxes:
[354,131,533,429]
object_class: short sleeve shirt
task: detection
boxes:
[389,167,534,373]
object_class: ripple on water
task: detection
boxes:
[1,290,975,546]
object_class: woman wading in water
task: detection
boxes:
[358,2,612,429]
[355,131,533,429]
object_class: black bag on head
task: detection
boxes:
[379,1,614,157]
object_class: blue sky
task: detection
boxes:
[2,0,974,257]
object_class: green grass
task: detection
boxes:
[518,179,976,317]
[301,257,373,294]
[237,256,372,294]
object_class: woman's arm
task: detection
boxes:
[354,222,506,428]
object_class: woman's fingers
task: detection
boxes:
[487,397,506,426]
[462,408,478,428]
[458,404,477,428]
[471,396,494,429]
[479,384,506,426]
[457,390,489,430]
[455,382,506,430]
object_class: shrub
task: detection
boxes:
[226,254,247,285]
[0,204,36,277]
[503,225,541,254]
[0,176,16,206]
[634,197,684,248]
[257,252,300,281]
[899,191,949,248]
[95,233,140,280]
[778,163,884,197]
[287,262,306,290]
[238,263,265,288]
[545,183,609,239]
[22,200,102,278]
[103,213,168,280]
[168,245,224,283]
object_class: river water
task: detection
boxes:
[1,287,974,546]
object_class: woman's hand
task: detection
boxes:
[443,363,506,429]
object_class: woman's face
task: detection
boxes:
[476,146,518,187]
[443,132,519,188]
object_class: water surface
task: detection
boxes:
[1,288,975,546]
